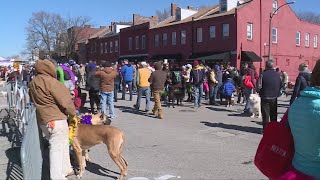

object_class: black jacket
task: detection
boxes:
[290,72,311,104]
[86,70,100,91]
[257,69,281,99]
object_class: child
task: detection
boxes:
[222,78,236,107]
[71,89,82,115]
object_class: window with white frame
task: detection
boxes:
[273,0,278,14]
[306,33,310,47]
[128,37,132,50]
[209,26,216,39]
[197,28,203,43]
[163,33,168,46]
[115,40,118,52]
[272,28,278,43]
[105,42,108,53]
[100,43,104,54]
[296,32,301,46]
[172,32,177,45]
[155,34,159,48]
[247,23,253,40]
[141,35,146,49]
[314,35,318,48]
[181,30,186,45]
[135,36,139,50]
[223,24,229,39]
[110,41,113,53]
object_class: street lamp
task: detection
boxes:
[268,1,295,61]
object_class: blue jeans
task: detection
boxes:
[122,81,133,100]
[114,83,120,101]
[135,87,151,111]
[101,91,115,118]
[244,88,253,112]
[209,84,221,103]
[193,85,203,107]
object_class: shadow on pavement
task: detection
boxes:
[85,161,118,179]
[5,147,23,180]
[206,107,238,113]
[200,121,262,134]
[115,105,157,119]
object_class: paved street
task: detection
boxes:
[0,92,290,180]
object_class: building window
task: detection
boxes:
[247,23,253,40]
[141,35,146,49]
[128,37,132,51]
[314,35,318,48]
[181,30,186,45]
[100,43,104,54]
[115,40,118,52]
[172,32,177,45]
[223,24,229,39]
[272,28,278,43]
[110,42,113,53]
[163,33,168,46]
[273,0,278,14]
[197,28,203,43]
[306,33,310,47]
[155,34,159,48]
[209,26,216,39]
[286,59,290,66]
[135,36,139,50]
[104,42,108,53]
[220,0,227,12]
[296,32,301,46]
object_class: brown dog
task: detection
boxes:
[72,116,127,179]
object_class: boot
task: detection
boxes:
[152,109,158,116]
[157,110,164,119]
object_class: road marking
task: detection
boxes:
[129,174,181,180]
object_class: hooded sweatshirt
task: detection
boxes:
[29,59,76,125]
[290,71,311,104]
[121,64,134,81]
[96,67,119,92]
[149,62,167,91]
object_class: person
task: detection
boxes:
[290,63,311,105]
[256,60,281,130]
[96,61,119,120]
[209,64,223,106]
[190,60,205,108]
[280,70,289,96]
[29,59,75,179]
[134,62,151,112]
[86,64,100,114]
[222,77,236,107]
[284,59,320,179]
[113,64,121,102]
[72,89,81,115]
[149,61,167,119]
[183,64,192,102]
[121,60,134,101]
[80,64,86,86]
[243,63,257,114]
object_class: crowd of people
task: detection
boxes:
[3,57,320,179]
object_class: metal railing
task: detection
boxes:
[3,81,43,179]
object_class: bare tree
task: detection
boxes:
[298,11,320,24]
[156,8,171,22]
[25,11,91,61]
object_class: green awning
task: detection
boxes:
[189,52,231,62]
[241,51,262,62]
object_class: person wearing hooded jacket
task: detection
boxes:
[121,60,134,101]
[86,64,100,114]
[29,59,76,179]
[290,63,311,105]
[190,60,206,108]
[96,61,119,120]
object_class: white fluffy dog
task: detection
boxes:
[248,94,262,118]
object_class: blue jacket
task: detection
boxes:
[222,79,235,96]
[289,87,320,178]
[121,64,134,82]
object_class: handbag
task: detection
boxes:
[254,110,294,178]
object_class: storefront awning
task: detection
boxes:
[241,51,262,62]
[188,52,231,62]
[118,54,148,62]
[150,54,182,62]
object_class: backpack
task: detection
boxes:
[172,71,181,84]
[244,75,254,89]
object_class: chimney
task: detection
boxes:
[171,3,177,17]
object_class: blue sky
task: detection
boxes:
[0,0,319,58]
